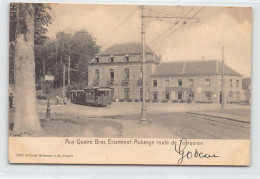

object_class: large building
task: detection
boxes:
[88,43,161,101]
[150,60,243,103]
[88,43,244,103]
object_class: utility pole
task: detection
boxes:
[138,6,202,120]
[221,46,225,110]
[141,5,146,123]
[63,62,66,100]
[68,43,71,87]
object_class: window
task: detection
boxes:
[124,88,130,100]
[165,80,169,87]
[153,91,158,100]
[95,69,99,79]
[189,91,194,98]
[178,79,182,87]
[230,79,232,87]
[95,57,99,63]
[110,69,114,79]
[153,80,157,87]
[125,55,129,62]
[205,91,211,100]
[178,91,182,99]
[236,80,239,87]
[110,56,114,63]
[205,79,211,86]
[189,79,194,87]
[165,91,170,100]
[124,68,130,80]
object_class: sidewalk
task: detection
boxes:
[186,111,250,124]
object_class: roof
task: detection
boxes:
[100,43,154,56]
[152,60,242,77]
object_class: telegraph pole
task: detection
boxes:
[221,46,225,110]
[63,63,66,100]
[138,6,203,120]
[68,43,71,87]
[141,5,146,122]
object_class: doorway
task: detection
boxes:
[124,88,130,101]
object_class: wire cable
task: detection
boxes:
[150,7,205,47]
[148,7,194,46]
[100,7,139,41]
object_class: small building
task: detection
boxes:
[88,43,160,101]
[150,60,244,103]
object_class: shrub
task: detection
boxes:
[36,95,48,100]
[161,99,169,103]
[152,99,158,103]
[180,100,186,103]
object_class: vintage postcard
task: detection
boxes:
[8,3,251,165]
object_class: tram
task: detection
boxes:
[70,86,113,107]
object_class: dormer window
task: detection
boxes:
[110,55,114,63]
[95,56,99,63]
[125,55,129,62]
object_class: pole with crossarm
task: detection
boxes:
[221,46,225,110]
[141,5,146,122]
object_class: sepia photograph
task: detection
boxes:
[8,3,251,165]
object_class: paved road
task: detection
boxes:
[9,102,250,138]
[141,112,250,139]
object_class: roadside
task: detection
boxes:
[9,101,250,138]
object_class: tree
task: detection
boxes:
[70,30,101,86]
[9,3,53,84]
[48,30,101,88]
[13,3,41,134]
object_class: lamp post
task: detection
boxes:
[46,97,50,120]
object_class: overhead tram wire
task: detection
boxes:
[148,7,195,46]
[147,6,185,17]
[100,7,139,42]
[150,7,205,47]
[144,7,179,18]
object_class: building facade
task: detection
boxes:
[150,60,243,103]
[88,43,160,101]
[88,43,244,103]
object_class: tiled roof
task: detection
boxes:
[152,60,242,77]
[100,43,154,56]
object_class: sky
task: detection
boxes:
[46,4,252,77]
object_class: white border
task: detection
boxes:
[0,0,259,178]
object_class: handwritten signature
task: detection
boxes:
[174,138,219,164]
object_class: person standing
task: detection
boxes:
[9,93,14,108]
[56,94,59,105]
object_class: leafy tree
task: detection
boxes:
[47,30,101,88]
[12,3,41,134]
[70,30,101,86]
[9,3,53,84]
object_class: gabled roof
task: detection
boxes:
[152,60,242,77]
[100,43,154,56]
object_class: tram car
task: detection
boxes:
[70,86,113,107]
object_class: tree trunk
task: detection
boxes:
[13,3,41,134]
